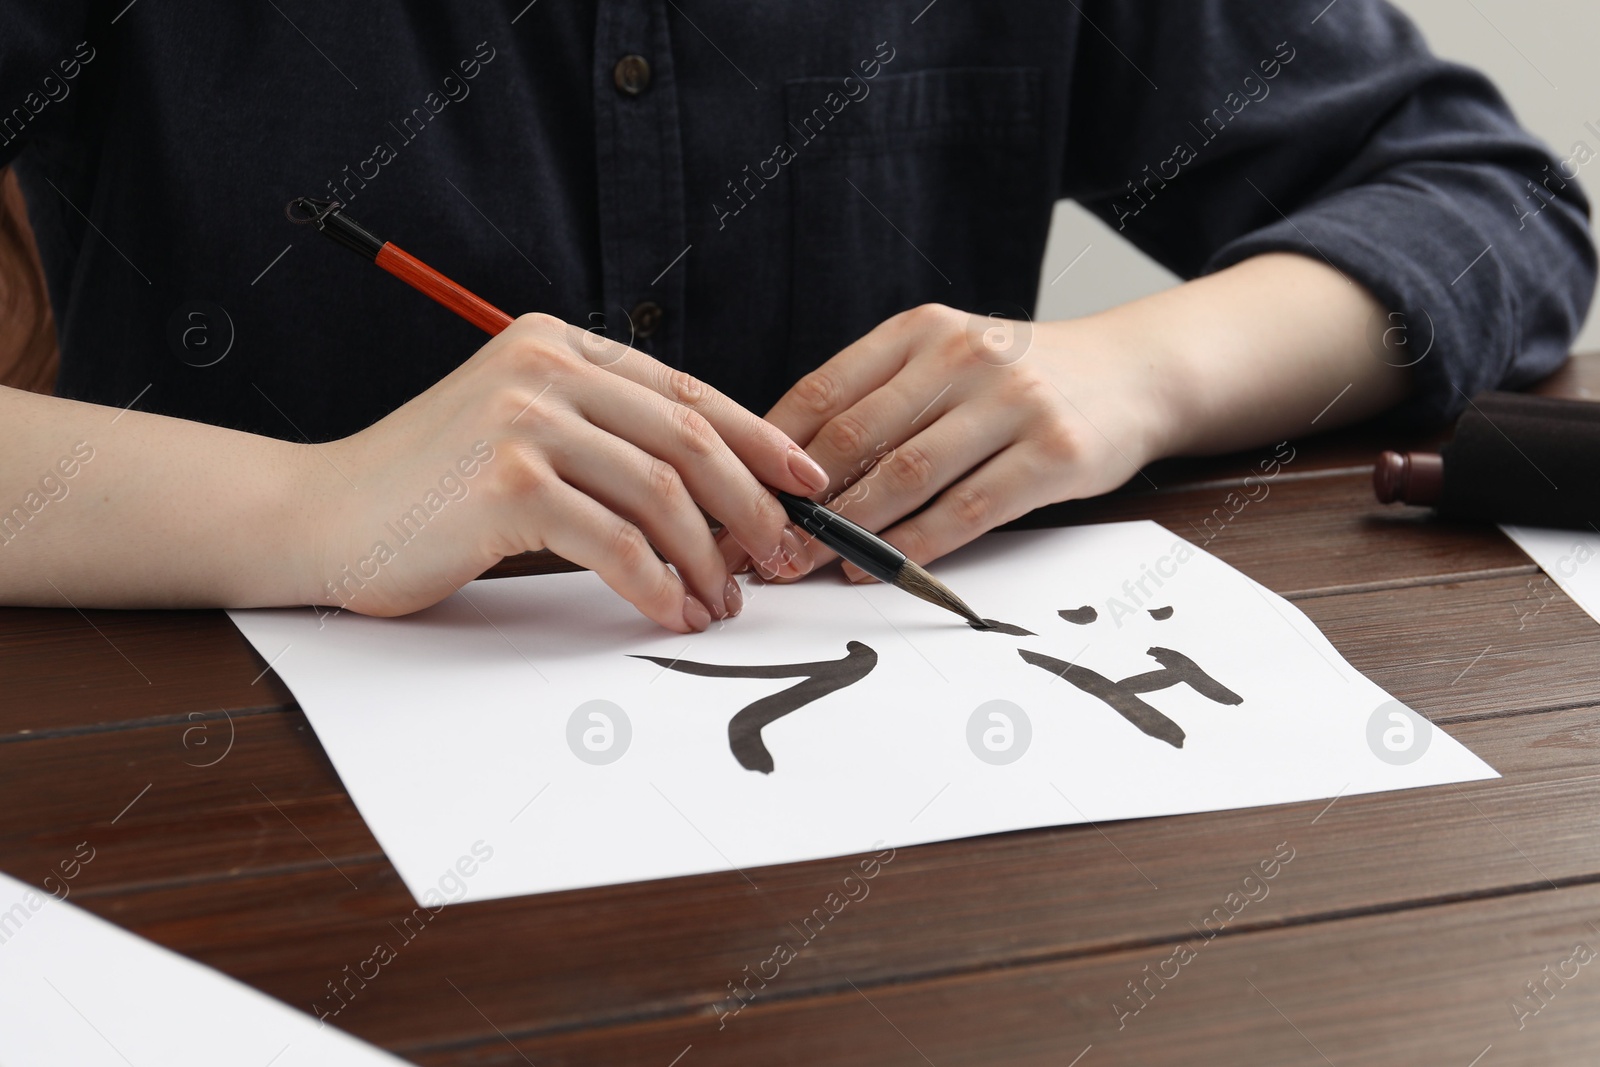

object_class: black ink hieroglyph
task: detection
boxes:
[1019,646,1242,748]
[630,642,879,773]
[969,619,1036,636]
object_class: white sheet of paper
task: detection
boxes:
[1501,524,1600,625]
[228,521,1496,905]
[0,871,406,1066]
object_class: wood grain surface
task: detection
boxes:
[4,356,1599,1065]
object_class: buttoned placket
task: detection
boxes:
[592,0,690,367]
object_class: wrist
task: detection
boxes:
[1074,253,1407,459]
[1037,310,1190,468]
[266,438,341,608]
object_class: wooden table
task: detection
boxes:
[6,357,1600,1065]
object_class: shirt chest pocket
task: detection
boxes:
[782,66,1048,378]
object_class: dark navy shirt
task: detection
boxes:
[2,1,1593,440]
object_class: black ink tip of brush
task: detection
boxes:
[893,559,986,628]
[968,618,1035,636]
[284,196,385,260]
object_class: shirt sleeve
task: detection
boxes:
[0,4,95,171]
[1060,0,1596,426]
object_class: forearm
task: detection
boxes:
[0,386,316,608]
[1069,252,1413,459]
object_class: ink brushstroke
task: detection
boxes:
[631,642,879,773]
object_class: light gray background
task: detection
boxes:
[1035,0,1600,351]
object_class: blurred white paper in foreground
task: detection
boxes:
[228,521,1496,905]
[0,870,406,1066]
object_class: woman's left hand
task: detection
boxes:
[722,302,1177,582]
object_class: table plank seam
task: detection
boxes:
[65,853,392,903]
[1281,564,1542,602]
[1119,464,1378,498]
[1433,697,1600,726]
[0,702,290,746]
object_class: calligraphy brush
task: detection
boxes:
[285,196,989,628]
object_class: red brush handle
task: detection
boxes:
[376,242,515,336]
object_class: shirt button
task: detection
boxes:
[613,54,652,96]
[631,300,664,339]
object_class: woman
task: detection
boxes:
[0,1,1591,633]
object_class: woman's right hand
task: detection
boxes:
[304,313,828,632]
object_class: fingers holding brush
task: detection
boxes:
[522,477,714,635]
[837,446,1044,584]
[546,418,739,621]
[565,322,832,500]
[568,362,811,585]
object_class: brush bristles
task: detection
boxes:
[893,560,983,624]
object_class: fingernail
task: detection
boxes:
[754,554,780,579]
[787,447,830,493]
[683,595,712,632]
[715,532,746,573]
[779,525,813,576]
[723,577,744,617]
[734,557,754,575]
